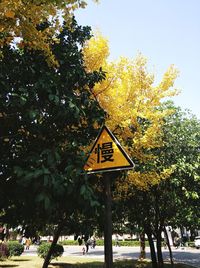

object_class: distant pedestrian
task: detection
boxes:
[25,238,31,250]
[115,234,120,247]
[182,233,188,247]
[0,226,5,241]
[0,240,8,258]
[78,236,83,246]
[85,238,91,253]
[174,236,180,248]
[21,236,26,245]
[91,237,96,249]
[82,246,86,255]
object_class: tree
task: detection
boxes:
[0,18,105,267]
[0,0,98,65]
[118,103,200,268]
[83,33,179,189]
[83,33,179,264]
[158,104,200,231]
[152,105,200,267]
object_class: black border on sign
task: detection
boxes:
[84,125,134,174]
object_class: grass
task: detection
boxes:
[0,256,196,268]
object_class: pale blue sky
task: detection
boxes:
[75,0,200,119]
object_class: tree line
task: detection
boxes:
[0,2,199,268]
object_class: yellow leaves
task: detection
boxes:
[83,32,178,143]
[83,32,109,72]
[156,65,180,98]
[93,121,101,129]
[83,32,179,190]
[116,167,174,194]
[5,10,15,18]
[0,0,99,66]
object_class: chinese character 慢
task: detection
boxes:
[95,142,114,163]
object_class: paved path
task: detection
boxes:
[23,245,200,268]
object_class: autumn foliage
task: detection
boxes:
[83,33,179,189]
[0,0,179,189]
[0,0,98,65]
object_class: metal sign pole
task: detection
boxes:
[83,125,134,268]
[104,172,113,268]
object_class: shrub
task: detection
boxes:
[59,239,78,246]
[7,241,24,257]
[116,240,142,247]
[37,242,64,261]
[96,239,104,246]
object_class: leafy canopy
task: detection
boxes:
[123,103,200,235]
[0,0,98,65]
[83,33,179,188]
[0,19,105,227]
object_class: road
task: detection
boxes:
[23,245,200,268]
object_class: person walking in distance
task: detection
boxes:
[115,234,120,247]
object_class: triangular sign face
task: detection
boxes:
[84,126,134,174]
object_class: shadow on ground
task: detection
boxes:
[12,258,31,262]
[0,265,18,267]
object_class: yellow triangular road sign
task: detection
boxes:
[84,126,134,174]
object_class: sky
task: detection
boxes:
[75,0,200,119]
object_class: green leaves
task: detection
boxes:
[48,94,59,104]
[0,19,106,229]
[35,193,51,210]
[68,99,80,118]
[152,103,200,228]
[80,184,99,207]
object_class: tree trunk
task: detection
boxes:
[146,229,158,268]
[139,232,146,259]
[164,226,174,267]
[42,221,65,268]
[156,228,164,268]
[154,189,163,268]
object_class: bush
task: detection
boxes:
[7,241,24,257]
[59,239,78,246]
[188,241,195,247]
[116,240,142,247]
[96,239,104,246]
[37,242,64,261]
